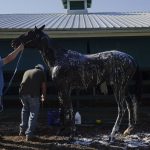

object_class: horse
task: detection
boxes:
[11,25,138,142]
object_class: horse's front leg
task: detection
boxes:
[58,89,75,137]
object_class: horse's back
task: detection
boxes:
[86,50,137,82]
[107,50,137,72]
[87,50,137,70]
[52,50,137,88]
[101,50,137,82]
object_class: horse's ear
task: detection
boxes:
[35,26,37,30]
[39,25,45,31]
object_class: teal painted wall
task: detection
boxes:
[56,36,150,70]
[0,39,46,71]
[0,36,150,71]
[89,37,150,69]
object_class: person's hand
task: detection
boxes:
[3,43,24,65]
[15,43,24,51]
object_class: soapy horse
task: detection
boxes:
[11,25,138,142]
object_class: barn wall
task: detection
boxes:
[1,36,150,71]
[56,36,150,70]
[0,39,46,71]
[1,36,150,106]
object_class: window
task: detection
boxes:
[70,1,85,10]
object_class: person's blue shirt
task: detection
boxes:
[0,56,4,96]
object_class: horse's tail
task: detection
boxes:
[133,64,142,123]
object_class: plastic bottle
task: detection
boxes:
[75,111,81,125]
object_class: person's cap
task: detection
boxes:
[35,64,44,71]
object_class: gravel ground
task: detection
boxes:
[0,108,150,150]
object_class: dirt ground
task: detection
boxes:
[1,108,150,150]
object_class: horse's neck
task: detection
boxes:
[39,37,73,69]
[39,48,54,68]
[39,45,66,70]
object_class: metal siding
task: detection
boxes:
[91,15,107,28]
[0,12,150,30]
[72,14,80,28]
[88,14,100,28]
[84,14,93,28]
[58,15,71,28]
[44,14,60,28]
[65,15,75,28]
[51,15,66,29]
[99,15,118,28]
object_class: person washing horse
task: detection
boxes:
[0,44,24,111]
[19,64,47,141]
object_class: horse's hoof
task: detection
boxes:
[108,136,115,144]
[123,127,134,136]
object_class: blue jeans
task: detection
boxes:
[20,95,40,137]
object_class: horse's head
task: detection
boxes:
[11,25,46,49]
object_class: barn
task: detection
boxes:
[0,0,150,118]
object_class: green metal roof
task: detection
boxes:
[0,12,150,39]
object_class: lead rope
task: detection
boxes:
[0,49,24,112]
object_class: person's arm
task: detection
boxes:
[41,82,47,102]
[2,44,24,65]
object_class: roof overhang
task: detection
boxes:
[0,28,150,39]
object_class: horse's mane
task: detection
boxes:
[43,32,67,53]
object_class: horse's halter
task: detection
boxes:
[23,39,33,45]
[15,30,48,49]
[19,30,41,46]
[20,36,36,46]
[14,36,33,48]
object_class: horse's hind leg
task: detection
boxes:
[110,88,126,142]
[123,94,137,135]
